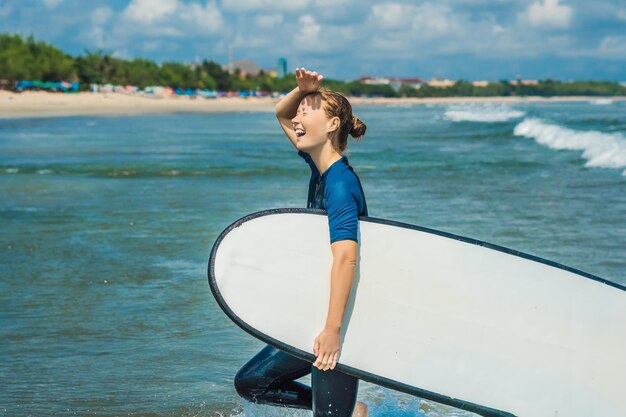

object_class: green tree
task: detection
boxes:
[0,33,74,81]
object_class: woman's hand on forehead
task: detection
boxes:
[296,67,324,94]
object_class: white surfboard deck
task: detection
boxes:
[208,208,626,417]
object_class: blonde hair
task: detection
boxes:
[311,87,366,154]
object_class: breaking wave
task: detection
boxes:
[444,104,526,122]
[589,98,613,106]
[514,118,626,176]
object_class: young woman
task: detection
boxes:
[233,68,369,417]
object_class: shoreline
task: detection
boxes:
[1,91,624,119]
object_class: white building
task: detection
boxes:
[427,78,456,88]
[225,60,258,76]
[359,76,425,90]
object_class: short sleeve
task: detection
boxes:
[325,180,359,243]
[298,150,318,174]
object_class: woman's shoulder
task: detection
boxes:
[333,157,363,180]
[326,164,362,196]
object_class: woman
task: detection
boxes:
[233,67,369,417]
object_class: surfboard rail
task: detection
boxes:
[208,207,625,417]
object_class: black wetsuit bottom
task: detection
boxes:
[234,344,359,416]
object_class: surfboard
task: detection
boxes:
[208,208,626,417]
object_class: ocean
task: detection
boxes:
[1,99,625,417]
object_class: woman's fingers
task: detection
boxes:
[323,352,333,371]
[313,351,339,371]
[295,67,323,93]
[296,67,319,80]
[313,343,320,366]
[330,351,339,370]
[322,355,330,371]
[320,353,330,371]
[313,351,325,368]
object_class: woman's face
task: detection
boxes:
[291,94,334,153]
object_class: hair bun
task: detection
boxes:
[349,116,367,139]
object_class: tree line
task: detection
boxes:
[398,79,626,98]
[1,32,624,97]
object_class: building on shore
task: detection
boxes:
[472,80,490,87]
[277,58,287,78]
[359,76,389,85]
[427,78,456,88]
[359,76,425,90]
[221,59,277,78]
[510,79,539,86]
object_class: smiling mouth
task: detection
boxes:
[295,128,306,137]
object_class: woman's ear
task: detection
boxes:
[327,116,340,133]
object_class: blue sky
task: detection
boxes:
[1,0,625,81]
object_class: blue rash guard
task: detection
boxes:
[298,150,368,244]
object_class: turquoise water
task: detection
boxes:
[1,100,625,417]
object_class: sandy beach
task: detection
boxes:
[1,90,624,119]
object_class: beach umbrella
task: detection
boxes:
[17,80,34,90]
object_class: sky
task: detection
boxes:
[1,0,625,81]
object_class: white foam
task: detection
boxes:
[513,118,626,176]
[589,98,613,106]
[444,104,525,122]
[385,102,414,108]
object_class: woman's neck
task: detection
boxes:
[309,145,342,175]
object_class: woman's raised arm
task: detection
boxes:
[275,68,324,150]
